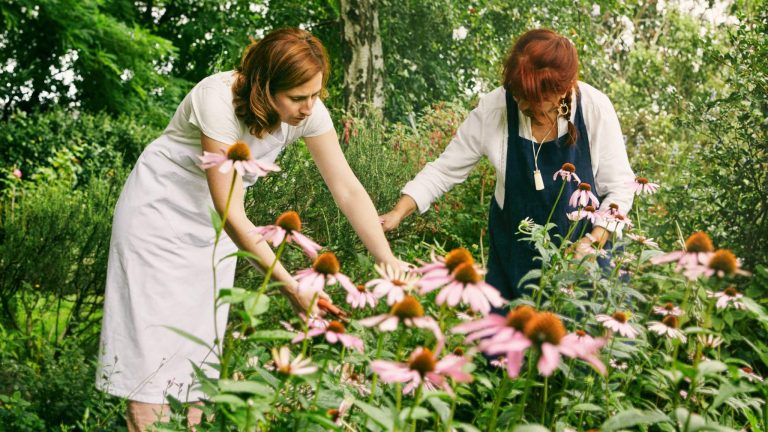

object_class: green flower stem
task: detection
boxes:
[541,376,549,425]
[300,291,320,358]
[406,382,424,431]
[368,333,385,403]
[487,374,511,432]
[311,357,329,410]
[545,180,567,230]
[446,381,458,431]
[253,239,287,305]
[517,351,538,424]
[211,172,238,359]
[395,331,408,412]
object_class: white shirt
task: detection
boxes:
[402,82,635,230]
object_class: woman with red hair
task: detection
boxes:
[97,28,399,430]
[381,28,635,300]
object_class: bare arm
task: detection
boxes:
[380,195,417,232]
[304,129,399,268]
[202,134,316,314]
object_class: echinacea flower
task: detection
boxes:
[12,169,22,179]
[596,311,639,338]
[652,302,683,317]
[629,176,660,195]
[651,231,714,272]
[251,211,322,258]
[739,367,764,383]
[417,247,475,280]
[271,346,317,376]
[567,205,600,224]
[198,141,281,177]
[627,233,659,248]
[294,252,356,295]
[454,305,535,346]
[697,334,723,349]
[553,162,581,183]
[358,295,438,333]
[292,319,365,352]
[686,249,751,280]
[328,398,354,426]
[609,358,628,370]
[560,330,608,375]
[331,363,370,395]
[602,212,632,235]
[569,182,600,209]
[346,284,378,309]
[366,263,420,306]
[489,356,507,368]
[419,262,505,315]
[647,315,686,342]
[707,286,746,310]
[370,347,472,395]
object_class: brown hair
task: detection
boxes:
[232,28,330,138]
[502,29,579,145]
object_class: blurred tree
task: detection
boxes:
[340,0,384,113]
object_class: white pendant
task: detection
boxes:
[533,170,545,191]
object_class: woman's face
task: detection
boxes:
[515,93,564,125]
[273,72,323,126]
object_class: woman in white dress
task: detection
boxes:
[96,28,399,430]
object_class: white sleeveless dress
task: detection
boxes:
[96,71,333,404]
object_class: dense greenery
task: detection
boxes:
[0,0,766,430]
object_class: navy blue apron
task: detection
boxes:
[486,90,596,300]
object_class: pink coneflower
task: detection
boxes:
[629,176,660,195]
[686,249,751,280]
[271,346,317,376]
[328,398,354,426]
[292,319,365,352]
[251,211,322,258]
[596,311,639,338]
[294,252,356,295]
[346,284,377,309]
[707,286,746,310]
[647,316,686,343]
[567,205,600,224]
[560,330,607,375]
[12,168,22,179]
[553,162,581,183]
[417,247,475,280]
[370,347,472,395]
[366,263,420,306]
[198,141,281,176]
[602,212,632,235]
[627,233,659,248]
[651,231,714,272]
[697,334,723,348]
[332,363,370,395]
[569,182,600,208]
[739,367,764,383]
[454,305,535,346]
[358,295,437,333]
[419,262,505,315]
[652,302,683,317]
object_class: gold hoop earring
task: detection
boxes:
[557,98,569,117]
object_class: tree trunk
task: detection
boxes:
[340,0,384,114]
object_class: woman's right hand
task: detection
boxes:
[379,210,404,232]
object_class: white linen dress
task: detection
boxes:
[96,71,334,404]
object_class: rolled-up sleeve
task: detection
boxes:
[401,106,485,213]
[586,89,635,226]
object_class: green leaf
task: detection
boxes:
[210,207,222,233]
[246,330,296,341]
[210,394,246,407]
[353,399,393,430]
[601,409,670,431]
[399,406,430,422]
[246,293,270,317]
[571,403,603,412]
[512,425,550,432]
[455,422,482,432]
[161,326,211,350]
[218,250,258,264]
[697,360,727,376]
[710,380,754,411]
[218,380,274,396]
[426,396,451,423]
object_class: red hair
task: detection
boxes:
[233,28,330,138]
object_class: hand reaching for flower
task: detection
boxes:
[280,284,330,317]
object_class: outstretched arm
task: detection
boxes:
[304,129,399,268]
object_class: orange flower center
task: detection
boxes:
[609,203,619,210]
[444,248,474,272]
[275,211,301,232]
[685,231,714,253]
[391,295,425,319]
[453,346,465,356]
[313,252,340,275]
[524,312,566,345]
[327,408,340,422]
[635,177,648,184]
[561,162,576,173]
[612,312,628,323]
[708,249,737,274]
[327,320,346,334]
[584,205,596,213]
[664,303,675,311]
[724,286,739,297]
[226,141,251,161]
[661,315,679,328]
[452,262,481,284]
[356,284,366,293]
[392,279,407,287]
[576,329,587,337]
[408,348,437,377]
[506,305,536,331]
[578,182,592,191]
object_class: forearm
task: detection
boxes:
[335,185,398,266]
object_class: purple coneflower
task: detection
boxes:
[251,211,322,258]
[685,249,751,280]
[358,295,437,333]
[629,176,660,195]
[560,330,608,375]
[370,346,472,395]
[569,182,600,208]
[346,284,377,309]
[417,247,475,280]
[651,231,715,272]
[647,316,686,342]
[198,141,281,177]
[627,233,659,248]
[596,311,639,338]
[707,286,746,310]
[739,367,764,383]
[295,252,356,295]
[652,302,683,317]
[567,205,600,224]
[366,263,419,306]
[327,398,354,426]
[271,346,317,376]
[292,319,365,352]
[12,169,22,179]
[420,261,505,315]
[553,162,581,183]
[697,334,723,349]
